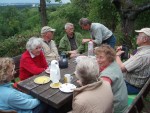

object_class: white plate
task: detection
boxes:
[45,68,50,74]
[59,83,76,93]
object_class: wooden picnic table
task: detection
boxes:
[17,57,79,112]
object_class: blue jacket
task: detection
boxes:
[0,83,40,113]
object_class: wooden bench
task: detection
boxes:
[12,55,21,82]
[0,110,17,113]
[126,77,150,113]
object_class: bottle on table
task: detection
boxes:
[88,40,94,57]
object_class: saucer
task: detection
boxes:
[34,76,50,84]
[59,83,76,93]
[50,82,62,88]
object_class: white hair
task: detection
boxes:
[75,57,99,85]
[64,23,74,29]
[26,37,42,51]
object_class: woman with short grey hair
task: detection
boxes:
[75,57,99,85]
[19,37,48,80]
[26,37,42,52]
[69,57,113,113]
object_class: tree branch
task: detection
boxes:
[135,3,150,14]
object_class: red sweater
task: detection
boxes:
[19,50,48,80]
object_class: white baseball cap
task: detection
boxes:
[135,28,150,36]
[41,26,56,34]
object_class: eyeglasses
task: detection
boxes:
[136,35,145,39]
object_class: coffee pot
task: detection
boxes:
[50,60,61,83]
[59,52,68,69]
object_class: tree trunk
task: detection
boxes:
[121,16,134,46]
[112,0,150,47]
[39,0,47,27]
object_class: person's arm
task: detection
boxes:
[69,50,78,58]
[101,76,112,85]
[116,55,127,72]
[82,39,91,44]
[75,33,85,54]
[92,28,103,45]
[8,90,40,109]
[59,37,70,55]
[116,46,127,72]
[40,52,48,67]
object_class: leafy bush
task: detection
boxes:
[0,36,29,57]
[0,1,150,57]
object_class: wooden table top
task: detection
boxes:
[18,58,79,109]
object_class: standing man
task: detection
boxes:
[79,18,116,48]
[116,28,150,94]
[41,26,59,64]
[59,23,85,58]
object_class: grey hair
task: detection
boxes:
[79,18,92,26]
[64,23,74,29]
[75,57,99,85]
[26,37,42,51]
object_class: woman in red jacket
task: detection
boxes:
[19,37,48,80]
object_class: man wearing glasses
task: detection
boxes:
[116,28,150,94]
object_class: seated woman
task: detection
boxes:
[69,57,113,113]
[19,37,48,80]
[95,44,128,113]
[0,57,47,113]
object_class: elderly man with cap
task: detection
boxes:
[116,28,150,94]
[41,26,59,64]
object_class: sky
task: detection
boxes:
[0,0,70,3]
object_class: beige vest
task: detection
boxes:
[41,39,59,64]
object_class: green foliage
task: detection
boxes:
[88,0,119,31]
[0,36,28,57]
[47,3,88,45]
[134,10,150,30]
[0,7,23,39]
[71,0,90,17]
[0,7,40,41]
[0,0,150,57]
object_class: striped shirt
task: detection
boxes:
[123,46,150,88]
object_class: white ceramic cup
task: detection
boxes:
[64,74,73,83]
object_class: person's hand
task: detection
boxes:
[45,67,50,73]
[70,53,78,58]
[76,80,82,86]
[69,50,77,54]
[116,46,124,56]
[116,46,122,52]
[82,39,90,44]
